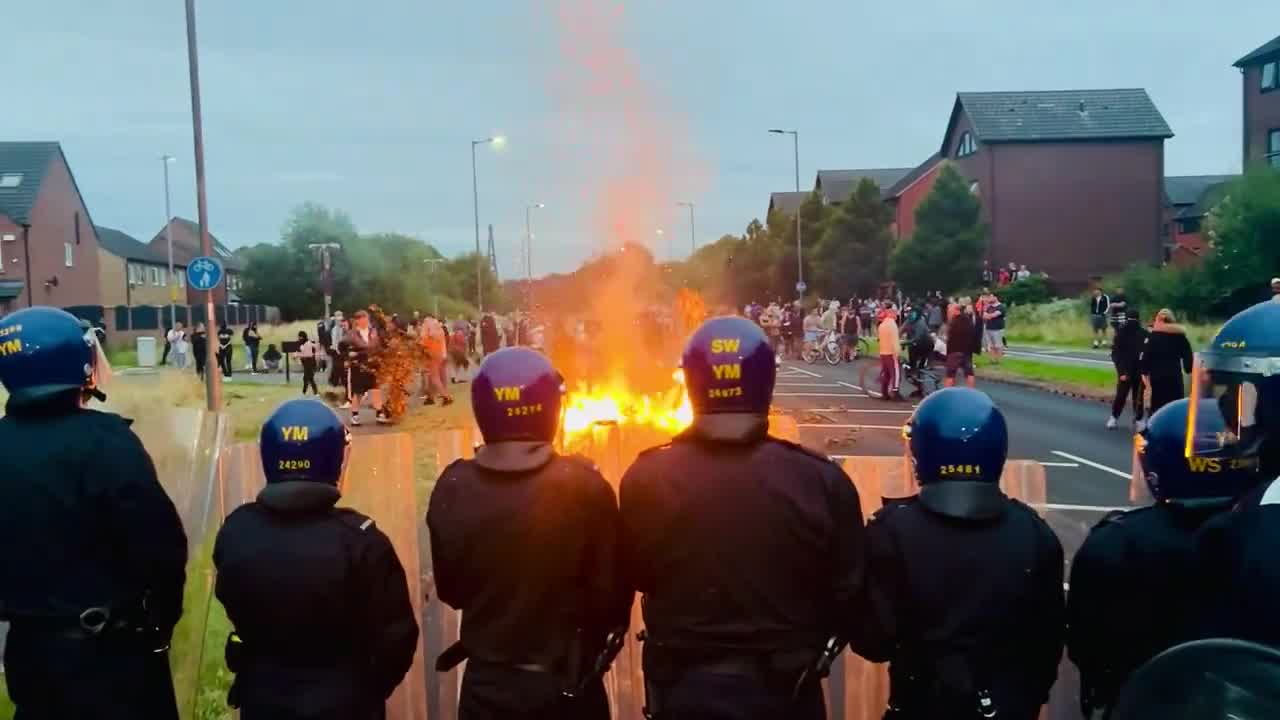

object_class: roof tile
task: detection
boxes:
[957,89,1172,143]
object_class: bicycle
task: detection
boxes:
[858,346,942,399]
[802,330,842,366]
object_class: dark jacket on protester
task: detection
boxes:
[1111,321,1149,377]
[1139,324,1193,381]
[946,314,976,356]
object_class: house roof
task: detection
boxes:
[815,168,914,203]
[942,89,1173,153]
[96,225,169,264]
[768,191,808,216]
[159,217,244,271]
[1164,174,1238,206]
[0,142,61,225]
[885,153,945,197]
[1235,34,1280,67]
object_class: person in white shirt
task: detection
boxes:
[167,322,189,369]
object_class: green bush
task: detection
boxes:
[1099,263,1218,323]
[996,276,1054,306]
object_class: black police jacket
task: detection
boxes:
[847,495,1063,717]
[619,415,866,654]
[213,481,418,715]
[427,442,632,667]
[0,400,187,633]
[1067,501,1228,714]
[1193,477,1280,646]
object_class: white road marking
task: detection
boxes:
[780,365,824,378]
[1006,350,1111,367]
[799,408,914,414]
[1051,450,1131,479]
[776,392,866,397]
[797,423,902,430]
[1039,461,1081,468]
[776,382,843,387]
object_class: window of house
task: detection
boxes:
[128,263,145,285]
[1182,217,1203,234]
[0,233,12,274]
[955,132,977,158]
[64,242,73,267]
[1269,129,1280,168]
[0,174,22,188]
[1264,61,1279,91]
[174,269,185,288]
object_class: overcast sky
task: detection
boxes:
[3,1,1271,276]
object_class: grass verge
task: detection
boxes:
[976,355,1114,397]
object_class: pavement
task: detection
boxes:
[773,359,1141,563]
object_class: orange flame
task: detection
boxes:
[562,370,693,441]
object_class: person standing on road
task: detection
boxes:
[343,310,389,426]
[296,331,320,396]
[217,323,235,380]
[982,293,1006,364]
[419,314,451,407]
[243,322,262,374]
[1139,309,1193,415]
[1108,288,1129,344]
[1069,398,1255,718]
[1089,288,1111,348]
[944,303,977,388]
[847,388,1064,720]
[620,316,865,719]
[168,322,189,369]
[0,307,188,720]
[428,348,630,719]
[480,314,500,357]
[1107,308,1148,431]
[214,399,419,719]
[841,303,861,362]
[878,305,902,401]
[192,322,208,378]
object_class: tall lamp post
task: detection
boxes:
[184,0,220,410]
[162,155,177,330]
[768,129,803,300]
[423,258,445,317]
[308,242,341,319]
[471,135,505,312]
[524,203,544,312]
[656,228,668,261]
[677,201,696,255]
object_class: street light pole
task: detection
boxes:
[525,203,544,313]
[423,258,445,317]
[677,201,696,255]
[656,228,668,261]
[471,135,504,313]
[184,0,220,411]
[162,155,176,330]
[769,129,803,300]
[308,242,341,319]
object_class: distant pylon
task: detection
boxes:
[487,224,499,279]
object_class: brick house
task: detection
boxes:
[1234,34,1280,169]
[766,191,808,218]
[148,217,243,304]
[1162,175,1237,267]
[814,168,913,206]
[940,89,1172,293]
[96,225,185,307]
[883,153,945,242]
[0,142,103,315]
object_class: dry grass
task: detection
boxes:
[1005,299,1219,348]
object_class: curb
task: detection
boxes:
[980,371,1112,404]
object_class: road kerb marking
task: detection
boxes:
[1039,461,1081,468]
[797,423,902,430]
[799,408,913,414]
[776,382,843,387]
[1050,450,1130,479]
[776,392,866,397]
[1006,350,1111,367]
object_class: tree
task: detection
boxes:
[771,191,828,299]
[1205,168,1280,312]
[889,163,986,295]
[812,178,894,298]
[444,253,506,315]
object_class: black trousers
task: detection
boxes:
[161,341,171,365]
[1112,375,1144,420]
[247,342,260,372]
[301,358,319,395]
[194,348,206,377]
[1149,375,1185,416]
[654,668,825,720]
[218,347,233,377]
[458,660,608,720]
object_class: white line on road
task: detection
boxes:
[797,423,902,430]
[780,365,824,378]
[799,408,914,414]
[1051,450,1131,479]
[776,382,842,387]
[1039,461,1081,468]
[776,392,866,397]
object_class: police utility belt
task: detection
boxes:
[885,653,1000,719]
[1,604,167,650]
[435,627,627,700]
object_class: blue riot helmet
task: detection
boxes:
[471,347,564,444]
[905,387,1009,519]
[0,306,101,406]
[1138,398,1259,503]
[1186,301,1280,477]
[260,399,352,487]
[681,316,775,416]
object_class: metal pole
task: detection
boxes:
[690,205,696,254]
[321,247,331,320]
[184,0,220,411]
[524,206,532,313]
[793,131,803,301]
[163,156,175,330]
[471,141,483,312]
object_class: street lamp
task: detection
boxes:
[471,135,505,312]
[525,203,544,312]
[677,201,696,255]
[308,243,341,319]
[768,129,803,299]
[423,258,445,317]
[656,228,669,261]
[162,155,177,330]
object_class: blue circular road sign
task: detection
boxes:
[187,256,224,291]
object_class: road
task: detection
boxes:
[774,359,1140,561]
[1005,344,1114,368]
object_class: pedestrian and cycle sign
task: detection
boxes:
[187,256,223,291]
[795,281,807,294]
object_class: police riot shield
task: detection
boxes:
[1109,639,1280,720]
[218,432,429,720]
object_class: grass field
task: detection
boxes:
[976,355,1115,394]
[1005,299,1219,349]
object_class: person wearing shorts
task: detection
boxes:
[982,293,1006,364]
[343,310,389,426]
[944,304,977,388]
[1089,288,1110,348]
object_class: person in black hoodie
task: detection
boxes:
[1107,308,1148,431]
[192,323,208,378]
[1139,308,1193,415]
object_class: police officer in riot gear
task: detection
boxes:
[0,306,188,719]
[1067,398,1257,718]
[214,399,418,719]
[619,315,865,720]
[1185,300,1280,645]
[427,347,631,720]
[847,387,1064,720]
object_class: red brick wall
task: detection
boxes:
[894,161,942,242]
[1242,64,1280,168]
[3,154,103,309]
[945,111,996,257]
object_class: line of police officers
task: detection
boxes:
[2,303,1280,719]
